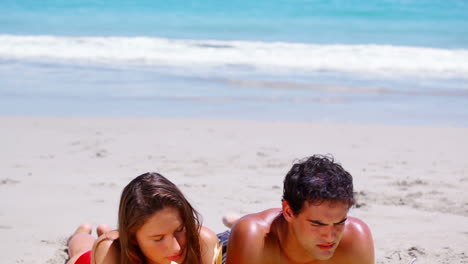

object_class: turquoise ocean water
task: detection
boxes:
[1,0,468,125]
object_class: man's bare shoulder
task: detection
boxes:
[343,216,373,239]
[226,208,282,264]
[335,216,375,264]
[232,208,281,234]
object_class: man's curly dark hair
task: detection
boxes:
[282,154,355,215]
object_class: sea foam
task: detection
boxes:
[1,34,468,78]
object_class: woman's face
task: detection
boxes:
[135,207,187,264]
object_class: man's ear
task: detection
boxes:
[282,200,295,222]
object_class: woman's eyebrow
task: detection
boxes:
[148,224,184,237]
[148,233,164,238]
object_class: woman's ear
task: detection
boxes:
[282,200,295,222]
[130,233,138,246]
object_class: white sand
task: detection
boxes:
[1,116,467,264]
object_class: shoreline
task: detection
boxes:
[1,95,468,128]
[1,115,467,264]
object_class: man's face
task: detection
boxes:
[288,200,349,260]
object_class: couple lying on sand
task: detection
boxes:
[66,154,375,264]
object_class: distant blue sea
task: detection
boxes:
[1,0,468,126]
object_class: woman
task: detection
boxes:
[66,172,220,264]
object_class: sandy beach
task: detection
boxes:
[1,115,467,264]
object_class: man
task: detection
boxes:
[225,154,374,264]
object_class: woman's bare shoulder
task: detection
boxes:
[199,226,220,264]
[199,226,218,244]
[91,230,120,264]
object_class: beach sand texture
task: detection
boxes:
[1,116,467,264]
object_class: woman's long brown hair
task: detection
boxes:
[118,172,202,264]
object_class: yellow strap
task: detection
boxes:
[213,243,223,264]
